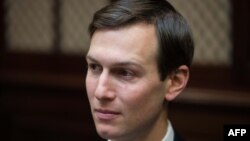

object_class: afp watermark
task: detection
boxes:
[224,125,250,141]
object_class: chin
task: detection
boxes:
[97,130,117,140]
[96,126,122,140]
[96,124,112,138]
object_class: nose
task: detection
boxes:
[94,71,116,101]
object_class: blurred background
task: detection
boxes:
[0,0,249,141]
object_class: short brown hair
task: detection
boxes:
[89,0,194,81]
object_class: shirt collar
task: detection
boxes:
[162,120,174,141]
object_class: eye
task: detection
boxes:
[88,63,102,74]
[113,68,136,80]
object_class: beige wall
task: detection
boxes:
[5,0,231,66]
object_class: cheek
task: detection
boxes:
[118,82,165,128]
[120,82,165,112]
[85,75,96,99]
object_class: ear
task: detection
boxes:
[164,65,189,101]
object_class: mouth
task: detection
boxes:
[94,109,120,121]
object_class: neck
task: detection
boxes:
[143,110,168,141]
[111,110,168,141]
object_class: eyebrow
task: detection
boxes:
[86,55,99,63]
[86,55,144,69]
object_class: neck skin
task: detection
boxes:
[110,109,168,141]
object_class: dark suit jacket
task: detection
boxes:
[174,135,184,141]
[174,131,185,141]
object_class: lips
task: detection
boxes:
[94,109,120,120]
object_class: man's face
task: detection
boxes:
[86,23,168,140]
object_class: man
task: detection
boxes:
[85,0,194,141]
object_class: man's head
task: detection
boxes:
[89,0,194,81]
[86,0,194,140]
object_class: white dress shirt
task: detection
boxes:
[162,121,174,141]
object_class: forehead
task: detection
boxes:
[87,23,158,66]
